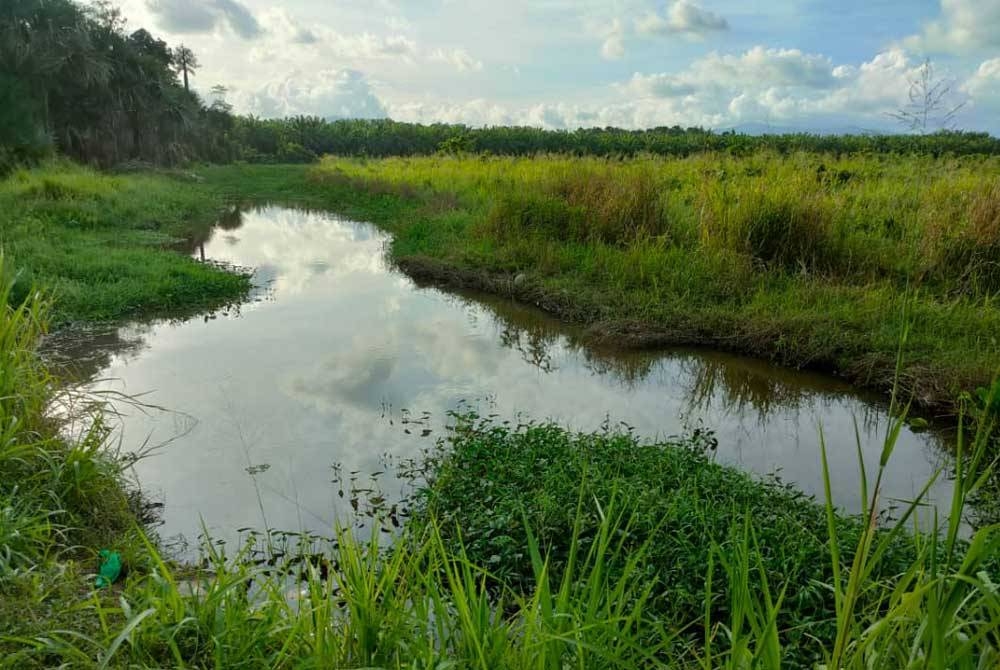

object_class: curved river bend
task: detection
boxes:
[44,206,956,549]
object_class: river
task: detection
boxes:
[42,205,956,550]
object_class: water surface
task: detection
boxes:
[44,206,956,548]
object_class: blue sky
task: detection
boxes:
[108,0,1000,132]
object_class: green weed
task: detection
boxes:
[0,163,250,325]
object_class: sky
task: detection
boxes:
[101,0,1000,133]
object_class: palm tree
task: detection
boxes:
[172,45,199,91]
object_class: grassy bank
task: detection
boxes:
[0,260,145,656]
[0,163,250,326]
[4,158,997,418]
[297,153,1000,413]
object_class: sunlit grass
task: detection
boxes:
[0,163,250,325]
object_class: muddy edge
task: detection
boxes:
[395,254,961,418]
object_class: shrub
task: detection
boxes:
[484,191,586,241]
[704,186,837,272]
[277,141,317,164]
[409,413,918,668]
[553,167,668,245]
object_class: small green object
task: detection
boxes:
[96,549,122,588]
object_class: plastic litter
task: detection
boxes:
[96,549,122,588]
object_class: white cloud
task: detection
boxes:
[245,27,419,70]
[625,47,838,99]
[620,48,928,129]
[146,0,261,39]
[635,1,728,37]
[962,58,1000,107]
[257,8,316,44]
[231,69,388,119]
[430,48,484,72]
[593,1,728,58]
[389,99,514,126]
[600,18,626,60]
[386,47,932,132]
[623,73,697,98]
[903,0,1000,53]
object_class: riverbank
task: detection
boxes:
[0,163,250,326]
[5,159,997,416]
[299,154,1000,416]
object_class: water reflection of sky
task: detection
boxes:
[43,206,957,550]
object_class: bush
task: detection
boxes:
[277,141,317,164]
[553,167,668,245]
[484,191,586,241]
[409,413,918,668]
[703,186,837,273]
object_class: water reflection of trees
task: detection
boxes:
[680,354,811,420]
[578,349,657,388]
[497,325,556,373]
[41,299,254,384]
[441,287,902,427]
[41,324,152,383]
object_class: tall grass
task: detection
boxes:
[0,258,134,566]
[314,152,1000,291]
[0,259,144,653]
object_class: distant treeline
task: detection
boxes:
[3,0,1000,174]
[233,117,1000,161]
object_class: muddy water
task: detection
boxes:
[44,206,956,549]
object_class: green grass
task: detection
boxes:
[404,409,1000,669]
[5,409,999,668]
[300,153,1000,412]
[0,162,250,326]
[0,257,146,653]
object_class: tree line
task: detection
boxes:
[232,117,1000,162]
[0,0,233,172]
[3,0,1000,175]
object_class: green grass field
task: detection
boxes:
[0,163,250,326]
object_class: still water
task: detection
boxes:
[44,206,955,549]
